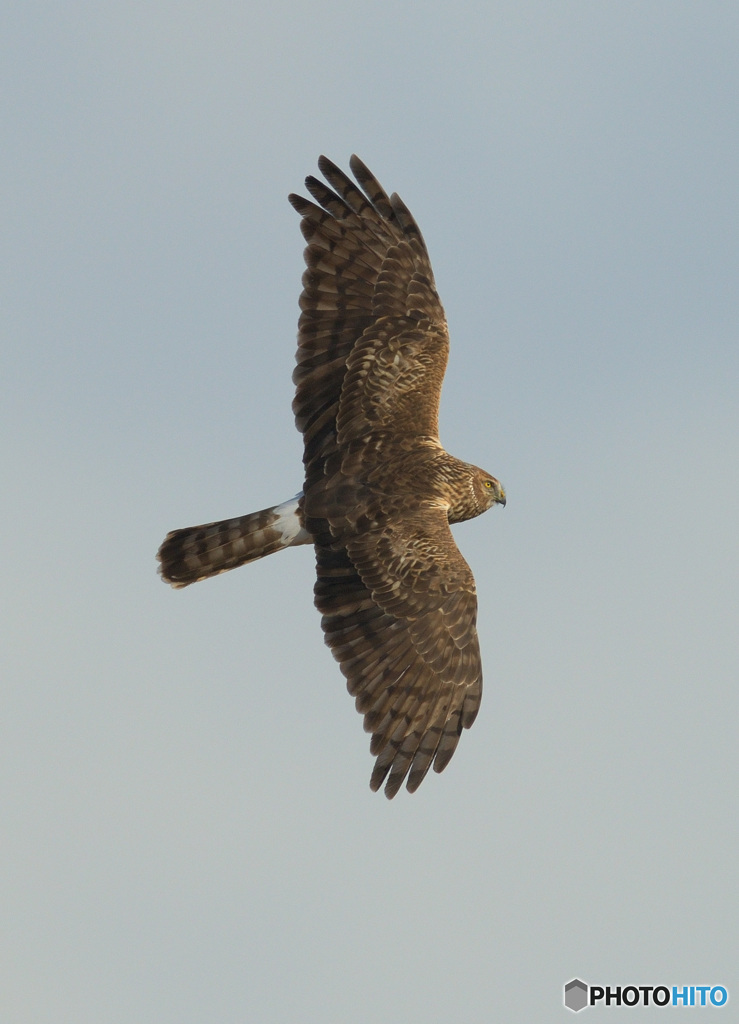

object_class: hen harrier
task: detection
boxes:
[158,156,506,797]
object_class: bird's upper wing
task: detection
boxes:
[290,155,448,485]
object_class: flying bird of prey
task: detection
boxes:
[157,156,506,797]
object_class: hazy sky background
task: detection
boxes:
[3,2,738,1021]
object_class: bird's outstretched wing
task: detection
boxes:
[291,157,484,797]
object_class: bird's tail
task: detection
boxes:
[157,493,311,588]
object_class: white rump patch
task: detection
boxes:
[273,493,311,546]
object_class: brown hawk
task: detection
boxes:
[157,156,506,797]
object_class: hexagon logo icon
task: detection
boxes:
[564,978,588,1012]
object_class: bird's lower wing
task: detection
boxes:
[313,512,482,798]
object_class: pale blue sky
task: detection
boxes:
[2,2,738,1021]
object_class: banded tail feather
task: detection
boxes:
[157,494,311,588]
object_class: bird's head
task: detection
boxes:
[475,469,506,512]
[446,464,506,523]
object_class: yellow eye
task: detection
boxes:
[483,480,493,489]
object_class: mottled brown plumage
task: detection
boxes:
[158,156,505,797]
